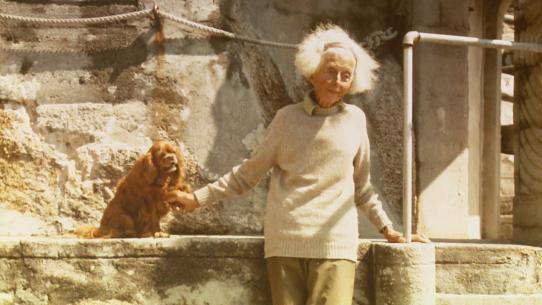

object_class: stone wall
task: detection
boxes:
[512,0,542,245]
[0,0,407,237]
[0,236,541,305]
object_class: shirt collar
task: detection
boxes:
[303,91,346,116]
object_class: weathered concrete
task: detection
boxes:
[0,238,541,305]
[435,243,542,294]
[500,154,515,240]
[374,243,435,305]
[0,236,375,305]
[466,0,485,240]
[480,0,514,240]
[513,196,542,245]
[513,0,542,246]
[411,0,486,239]
[436,294,542,305]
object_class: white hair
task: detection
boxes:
[295,24,379,94]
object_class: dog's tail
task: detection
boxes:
[74,225,102,238]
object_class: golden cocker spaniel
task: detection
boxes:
[75,141,191,238]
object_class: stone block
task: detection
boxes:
[499,215,513,240]
[36,103,114,137]
[374,243,436,305]
[500,196,514,214]
[436,293,542,305]
[0,236,377,305]
[514,195,542,228]
[436,243,542,294]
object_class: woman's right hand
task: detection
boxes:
[168,191,200,212]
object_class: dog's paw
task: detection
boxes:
[153,231,170,238]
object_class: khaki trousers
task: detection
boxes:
[266,257,356,305]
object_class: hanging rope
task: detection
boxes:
[157,10,298,49]
[0,7,397,53]
[0,9,152,25]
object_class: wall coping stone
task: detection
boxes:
[1,236,539,260]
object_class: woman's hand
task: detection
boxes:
[382,226,406,243]
[381,226,431,243]
[168,191,200,212]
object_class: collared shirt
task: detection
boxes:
[303,91,346,116]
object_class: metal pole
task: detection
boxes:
[418,32,542,53]
[402,32,419,243]
[401,31,542,242]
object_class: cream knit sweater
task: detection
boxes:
[194,93,392,262]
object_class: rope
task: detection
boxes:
[0,8,397,53]
[0,45,133,54]
[157,11,298,49]
[157,11,397,50]
[0,9,152,25]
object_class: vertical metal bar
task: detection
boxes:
[403,43,414,243]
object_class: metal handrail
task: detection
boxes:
[402,31,542,242]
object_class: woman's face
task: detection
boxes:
[309,48,356,108]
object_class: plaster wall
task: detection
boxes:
[411,0,485,238]
[466,0,484,238]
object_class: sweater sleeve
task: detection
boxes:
[193,111,283,206]
[353,121,392,231]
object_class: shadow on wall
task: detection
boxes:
[185,0,407,237]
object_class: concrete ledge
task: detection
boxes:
[0,236,374,305]
[0,235,375,259]
[0,235,266,259]
[1,237,541,305]
[437,293,542,305]
[435,243,542,294]
[0,236,271,305]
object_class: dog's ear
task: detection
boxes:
[169,145,186,188]
[141,151,158,184]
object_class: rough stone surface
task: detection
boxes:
[0,0,406,237]
[513,0,542,246]
[374,243,436,305]
[0,236,376,305]
[435,243,542,294]
[436,294,542,305]
[1,238,540,305]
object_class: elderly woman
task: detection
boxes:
[172,24,416,305]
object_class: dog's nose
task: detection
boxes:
[165,154,177,165]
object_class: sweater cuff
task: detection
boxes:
[193,186,213,206]
[373,216,393,233]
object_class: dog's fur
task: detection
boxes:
[75,141,191,238]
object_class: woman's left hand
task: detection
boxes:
[382,226,431,243]
[382,226,405,243]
